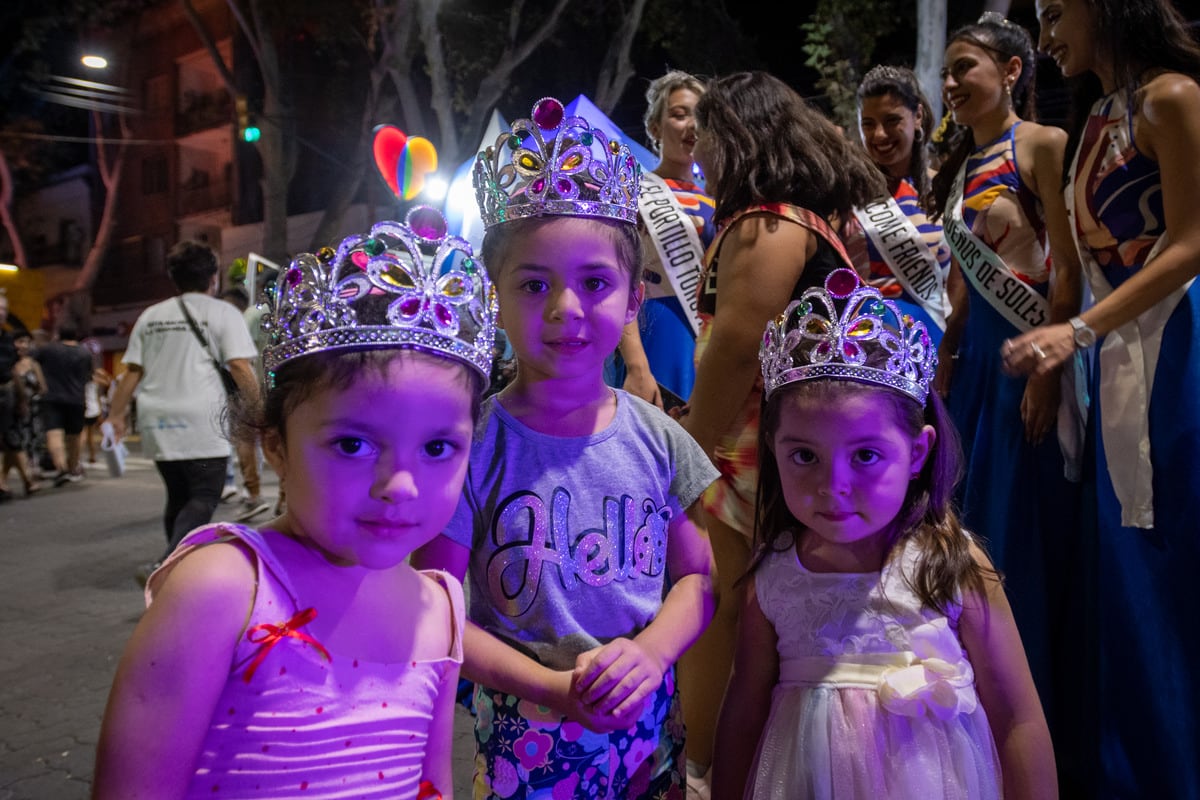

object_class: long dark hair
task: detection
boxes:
[751,379,991,614]
[857,65,935,199]
[696,71,885,223]
[928,16,1039,218]
[1060,0,1200,185]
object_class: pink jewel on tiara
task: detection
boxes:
[350,251,369,268]
[531,97,564,130]
[825,268,861,299]
[407,205,447,242]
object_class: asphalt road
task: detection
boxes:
[0,447,475,799]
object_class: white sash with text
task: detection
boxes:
[944,162,1049,332]
[853,195,949,330]
[637,171,705,336]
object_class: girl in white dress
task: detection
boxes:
[711,268,1056,800]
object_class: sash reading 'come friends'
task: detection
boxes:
[852,195,949,330]
[637,171,706,336]
[944,162,1049,332]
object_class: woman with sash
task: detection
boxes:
[618,70,715,408]
[927,12,1082,755]
[1005,1,1200,794]
[842,65,953,345]
[676,71,884,795]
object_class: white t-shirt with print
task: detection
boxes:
[123,292,257,461]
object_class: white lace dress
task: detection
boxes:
[746,536,1002,800]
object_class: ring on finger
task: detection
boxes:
[1030,342,1047,360]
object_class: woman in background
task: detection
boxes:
[927,12,1082,782]
[1006,1,1200,794]
[677,70,884,796]
[618,70,715,408]
[842,64,952,344]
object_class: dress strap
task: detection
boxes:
[420,569,466,662]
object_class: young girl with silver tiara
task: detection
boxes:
[712,269,1055,799]
[414,97,718,799]
[93,208,498,799]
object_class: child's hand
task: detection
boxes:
[571,638,662,724]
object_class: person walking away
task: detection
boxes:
[34,323,93,486]
[105,241,259,578]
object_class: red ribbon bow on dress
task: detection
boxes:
[242,607,332,682]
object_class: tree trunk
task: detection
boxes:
[916,0,947,122]
[594,0,650,114]
[247,0,292,264]
[424,0,572,166]
[184,0,292,263]
[71,111,129,292]
[0,151,27,268]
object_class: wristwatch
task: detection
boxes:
[1069,316,1096,348]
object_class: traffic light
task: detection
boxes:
[235,95,261,143]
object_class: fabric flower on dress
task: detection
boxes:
[877,617,978,720]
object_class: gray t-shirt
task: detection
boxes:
[445,391,719,671]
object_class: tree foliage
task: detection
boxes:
[801,0,899,128]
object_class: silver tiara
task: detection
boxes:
[760,268,937,403]
[473,97,640,228]
[261,206,498,384]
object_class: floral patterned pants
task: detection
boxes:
[470,670,685,800]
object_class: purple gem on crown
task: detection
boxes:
[531,97,564,130]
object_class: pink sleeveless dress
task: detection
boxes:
[148,524,464,799]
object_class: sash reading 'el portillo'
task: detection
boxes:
[944,162,1048,332]
[637,171,705,336]
[852,196,949,330]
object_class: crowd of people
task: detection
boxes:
[7,1,1189,797]
[0,292,118,499]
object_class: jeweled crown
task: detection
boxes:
[474,97,641,228]
[760,269,937,403]
[261,206,498,385]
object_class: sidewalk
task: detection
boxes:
[0,446,475,799]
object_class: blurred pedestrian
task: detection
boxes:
[0,292,23,502]
[105,241,259,578]
[35,323,93,486]
[3,331,46,497]
[218,283,268,521]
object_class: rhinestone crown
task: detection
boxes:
[261,206,498,384]
[760,268,937,403]
[473,97,641,228]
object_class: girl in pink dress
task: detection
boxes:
[712,270,1055,799]
[93,209,497,799]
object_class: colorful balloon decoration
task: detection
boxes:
[372,125,438,201]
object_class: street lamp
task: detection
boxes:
[81,55,109,70]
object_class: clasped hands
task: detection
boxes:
[559,637,664,733]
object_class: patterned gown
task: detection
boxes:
[694,203,850,539]
[945,121,1076,733]
[1069,89,1200,798]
